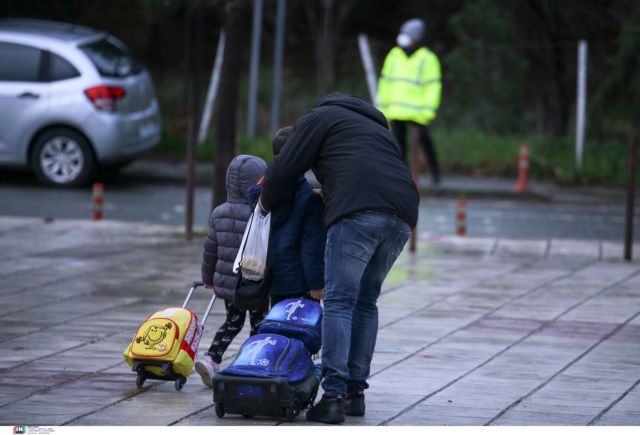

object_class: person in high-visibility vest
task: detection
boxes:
[378,18,442,184]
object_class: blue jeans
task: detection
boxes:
[321,211,412,396]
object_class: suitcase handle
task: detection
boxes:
[182,281,217,327]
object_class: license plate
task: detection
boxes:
[138,123,157,139]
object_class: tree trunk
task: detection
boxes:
[304,0,353,95]
[212,0,250,209]
[543,28,570,136]
[317,0,336,94]
[527,0,570,136]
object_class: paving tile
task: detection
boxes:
[495,238,548,257]
[594,412,640,425]
[490,410,592,425]
[549,239,600,259]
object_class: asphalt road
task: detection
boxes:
[1,167,638,241]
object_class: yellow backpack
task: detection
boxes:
[123,282,216,390]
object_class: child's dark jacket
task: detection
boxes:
[248,177,325,298]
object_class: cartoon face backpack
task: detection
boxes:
[123,282,216,390]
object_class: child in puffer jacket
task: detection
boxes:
[195,154,267,387]
[248,127,326,305]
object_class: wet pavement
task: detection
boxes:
[0,216,639,426]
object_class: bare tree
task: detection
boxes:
[212,0,251,208]
[527,0,571,136]
[303,0,354,94]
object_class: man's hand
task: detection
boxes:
[309,289,324,301]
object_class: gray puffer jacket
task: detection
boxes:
[201,155,267,301]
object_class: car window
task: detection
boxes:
[0,41,43,82]
[79,37,142,78]
[48,52,80,81]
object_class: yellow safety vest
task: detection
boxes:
[377,46,442,125]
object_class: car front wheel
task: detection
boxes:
[31,128,95,186]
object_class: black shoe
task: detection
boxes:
[305,395,345,424]
[345,391,365,416]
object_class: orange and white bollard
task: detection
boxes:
[456,200,467,236]
[514,143,530,192]
[92,183,104,221]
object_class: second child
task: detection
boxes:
[249,126,326,305]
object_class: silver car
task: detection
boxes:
[0,19,161,186]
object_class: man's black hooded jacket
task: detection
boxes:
[261,93,419,229]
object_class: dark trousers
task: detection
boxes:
[321,211,411,396]
[391,120,441,182]
[206,299,268,363]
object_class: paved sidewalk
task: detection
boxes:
[0,216,639,426]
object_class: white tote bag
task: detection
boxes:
[233,203,271,281]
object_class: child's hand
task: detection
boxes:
[204,283,213,289]
[312,189,324,200]
[309,289,324,300]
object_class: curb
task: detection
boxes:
[417,186,552,201]
[122,161,555,201]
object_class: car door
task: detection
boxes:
[0,41,49,164]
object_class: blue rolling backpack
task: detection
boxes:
[213,297,322,422]
[259,297,322,354]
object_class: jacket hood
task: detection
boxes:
[314,93,389,129]
[226,154,267,203]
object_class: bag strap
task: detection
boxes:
[237,207,256,270]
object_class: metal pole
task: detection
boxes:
[185,6,203,242]
[575,40,588,171]
[271,0,286,134]
[624,134,637,261]
[357,33,378,106]
[194,10,203,132]
[246,0,263,139]
[184,6,194,241]
[198,31,226,145]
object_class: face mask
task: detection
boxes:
[396,33,412,48]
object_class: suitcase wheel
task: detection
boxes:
[215,403,225,419]
[284,400,300,423]
[174,376,186,391]
[136,372,146,389]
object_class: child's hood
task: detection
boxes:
[226,154,267,203]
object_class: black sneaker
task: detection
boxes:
[305,394,345,424]
[345,391,365,416]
